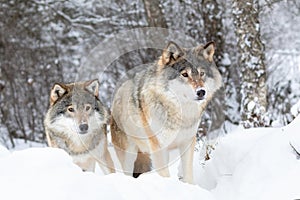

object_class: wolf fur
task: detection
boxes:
[44,79,115,173]
[111,41,222,184]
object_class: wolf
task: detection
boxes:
[44,79,115,174]
[110,41,222,184]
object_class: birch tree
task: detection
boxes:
[232,0,268,128]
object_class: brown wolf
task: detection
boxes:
[44,79,115,173]
[111,41,222,183]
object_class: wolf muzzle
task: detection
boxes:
[79,123,89,134]
[196,87,206,100]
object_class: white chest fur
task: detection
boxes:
[146,79,204,148]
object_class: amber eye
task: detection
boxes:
[200,72,205,76]
[68,107,74,112]
[181,72,188,77]
[86,106,91,111]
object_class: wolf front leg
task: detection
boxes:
[152,151,170,177]
[150,140,170,177]
[75,157,96,172]
[114,144,138,176]
[179,136,196,184]
[104,149,116,174]
[96,149,116,174]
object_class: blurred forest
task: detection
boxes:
[0,0,300,148]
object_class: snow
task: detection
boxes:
[0,147,214,200]
[10,138,46,151]
[247,100,256,111]
[291,99,300,117]
[1,116,300,200]
[200,115,300,200]
[0,145,9,157]
[221,53,231,66]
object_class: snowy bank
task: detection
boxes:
[199,115,300,200]
[1,116,300,200]
[0,147,214,200]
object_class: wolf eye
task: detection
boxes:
[86,106,91,111]
[68,107,74,112]
[200,72,205,76]
[181,72,188,77]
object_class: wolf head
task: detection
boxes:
[46,79,108,136]
[157,41,222,101]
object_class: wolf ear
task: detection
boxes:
[159,41,184,66]
[50,83,67,106]
[202,41,215,62]
[85,79,99,97]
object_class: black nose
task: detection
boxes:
[79,124,88,133]
[197,89,206,98]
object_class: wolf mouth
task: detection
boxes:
[195,97,205,101]
[78,130,88,134]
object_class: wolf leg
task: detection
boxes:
[97,148,115,174]
[151,149,170,177]
[45,131,54,147]
[133,152,151,178]
[114,144,138,176]
[148,137,170,177]
[76,157,96,172]
[85,160,96,172]
[104,148,116,173]
[179,136,196,184]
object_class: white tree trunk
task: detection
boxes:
[232,0,267,128]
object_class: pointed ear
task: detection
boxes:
[159,41,184,66]
[50,83,67,106]
[203,41,215,62]
[85,79,99,97]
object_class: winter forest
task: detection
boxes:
[1,0,299,148]
[1,0,300,200]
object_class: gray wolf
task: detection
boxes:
[111,41,222,184]
[44,79,115,173]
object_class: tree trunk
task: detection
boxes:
[143,0,168,28]
[200,0,226,133]
[232,0,267,128]
[201,0,225,66]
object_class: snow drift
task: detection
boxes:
[198,115,300,200]
[0,147,213,200]
[1,115,300,200]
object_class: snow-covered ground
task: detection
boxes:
[1,116,300,200]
